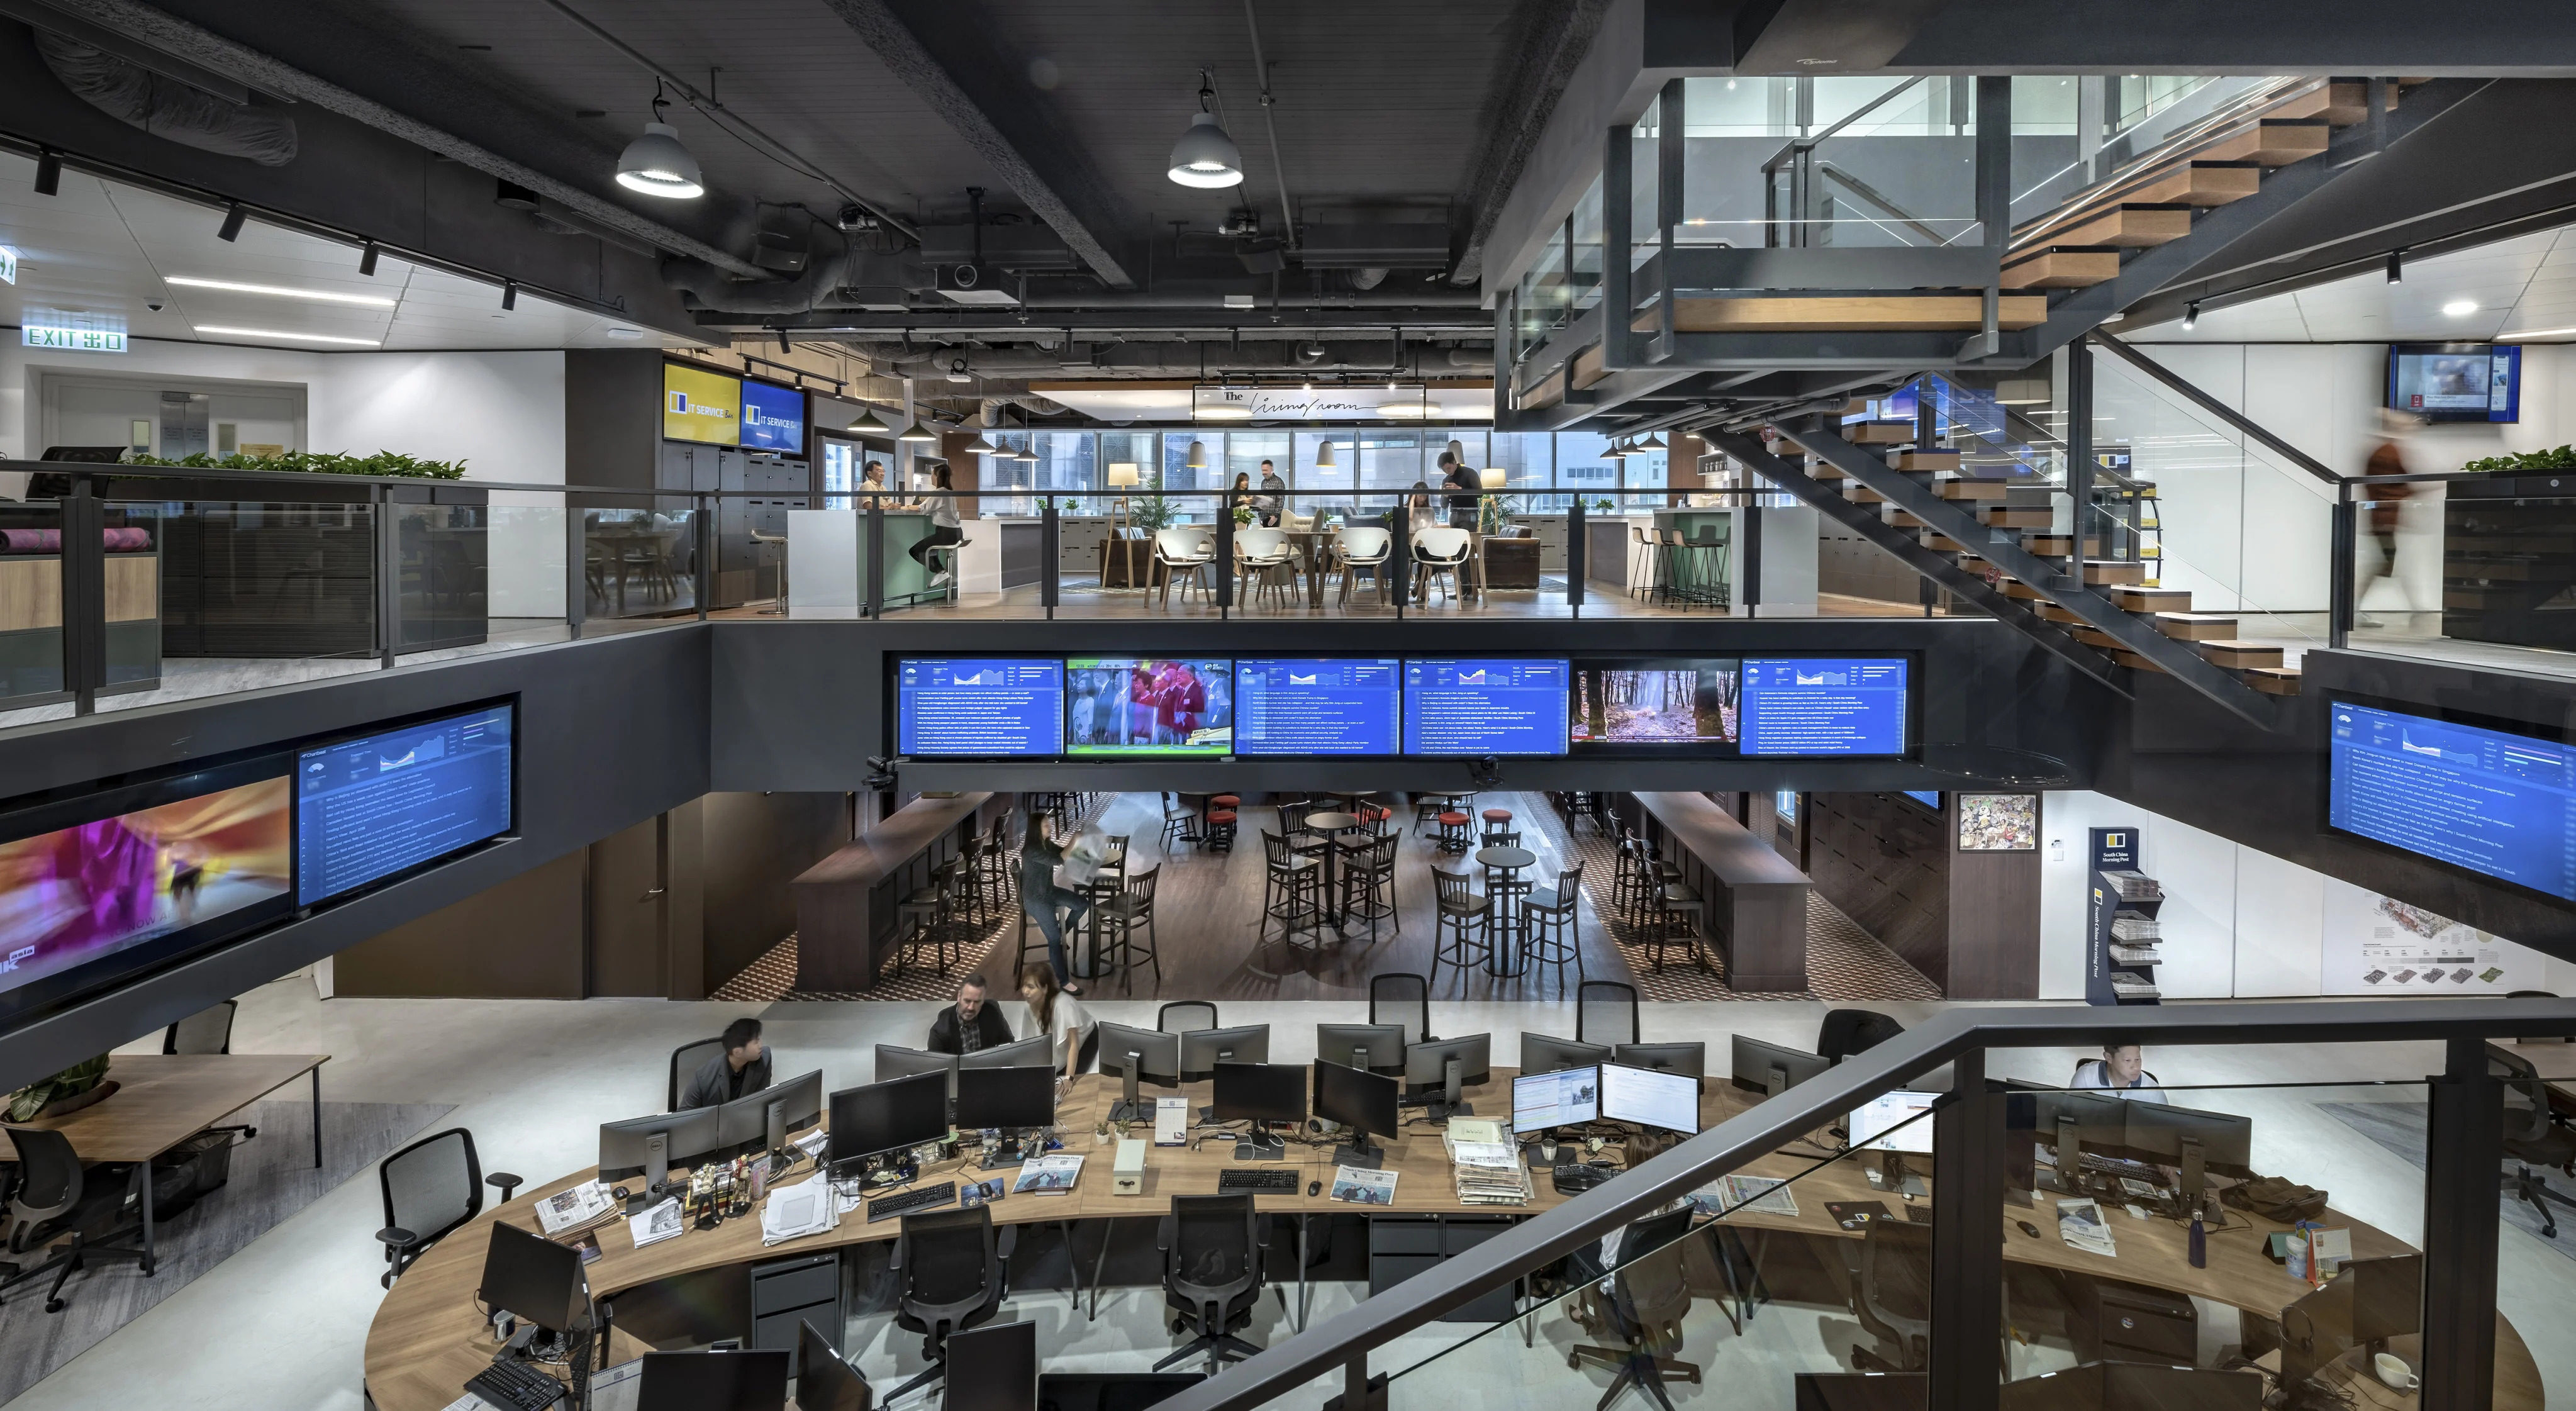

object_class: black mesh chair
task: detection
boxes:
[1158,1001,1220,1035]
[0,1126,145,1313]
[669,1036,729,1112]
[1576,980,1641,1049]
[889,1205,1016,1402]
[2496,1047,2576,1235]
[1568,1207,1699,1408]
[376,1127,509,1288]
[1154,1195,1269,1373]
[1849,1213,1932,1373]
[163,999,237,1054]
[1369,973,1434,1046]
[1817,1010,1906,1064]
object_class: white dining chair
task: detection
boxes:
[1412,526,1473,605]
[1153,527,1216,606]
[1336,526,1392,606]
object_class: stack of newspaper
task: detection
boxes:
[1445,1117,1532,1206]
[760,1176,840,1246]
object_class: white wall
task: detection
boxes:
[1,339,567,616]
[2039,789,2576,1000]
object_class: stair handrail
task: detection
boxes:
[2013,75,2340,248]
[2088,331,2343,485]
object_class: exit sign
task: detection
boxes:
[23,324,125,353]
[0,245,16,284]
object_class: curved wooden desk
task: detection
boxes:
[362,1072,2541,1411]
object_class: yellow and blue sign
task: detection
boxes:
[663,361,740,445]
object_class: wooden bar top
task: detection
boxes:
[793,792,993,890]
[360,1073,2540,1411]
[1635,791,1807,886]
[791,793,1000,991]
[8,1053,326,1163]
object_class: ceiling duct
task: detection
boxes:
[31,30,296,164]
[1295,223,1453,269]
[844,338,1492,379]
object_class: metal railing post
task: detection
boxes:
[864,498,884,620]
[1040,499,1059,619]
[565,498,586,640]
[1741,503,1762,618]
[373,483,399,667]
[1215,497,1235,616]
[1928,1051,2004,1411]
[2421,1037,2504,1411]
[1390,504,1408,617]
[2329,491,2357,649]
[695,493,712,622]
[61,475,103,713]
[1566,498,1585,617]
[2068,339,2095,575]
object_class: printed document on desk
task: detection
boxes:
[629,1198,683,1249]
[1013,1154,1084,1195]
[762,1176,839,1245]
[2057,1198,2117,1257]
[535,1180,616,1236]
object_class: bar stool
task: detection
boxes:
[1095,865,1161,995]
[945,835,984,925]
[1524,862,1585,996]
[1644,879,1711,973]
[1679,524,1731,609]
[1340,834,1400,943]
[1613,832,1654,928]
[980,815,1017,913]
[1260,831,1327,952]
[1481,806,1514,837]
[1626,524,1656,600]
[893,869,959,976]
[1415,791,1463,836]
[1436,808,1475,854]
[1204,798,1239,853]
[1429,867,1493,984]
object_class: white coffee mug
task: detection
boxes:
[2374,1351,2419,1391]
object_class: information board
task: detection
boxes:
[1235,659,1400,755]
[1401,659,1569,756]
[1739,657,1909,756]
[2328,700,2576,901]
[296,705,513,906]
[897,659,1064,757]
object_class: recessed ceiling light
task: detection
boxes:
[165,276,396,308]
[2443,299,2480,317]
[605,326,644,340]
[194,325,382,347]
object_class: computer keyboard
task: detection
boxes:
[1217,1168,1301,1193]
[464,1358,566,1411]
[867,1180,957,1223]
[1552,1163,1612,1195]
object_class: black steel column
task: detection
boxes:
[1603,120,1632,368]
[1040,500,1059,618]
[694,492,712,621]
[1390,504,1410,617]
[1654,79,1683,360]
[2421,1037,2502,1411]
[1928,1052,2004,1411]
[2329,493,2357,649]
[864,501,884,618]
[1741,503,1761,618]
[1215,499,1235,616]
[564,496,586,640]
[60,476,104,713]
[1566,499,1585,617]
[2066,340,2095,575]
[373,484,399,667]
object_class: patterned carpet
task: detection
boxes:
[1538,794,1943,1003]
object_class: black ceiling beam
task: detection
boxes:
[1445,0,1612,287]
[1731,0,1948,74]
[818,0,1136,289]
[716,308,1495,336]
[1888,1,2576,73]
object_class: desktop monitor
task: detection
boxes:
[1212,1062,1306,1127]
[1313,1060,1401,1168]
[2019,1086,2130,1191]
[1512,1066,1600,1135]
[1520,1034,1612,1076]
[600,1105,726,1184]
[876,1043,962,1098]
[945,1319,1039,1411]
[2116,1100,2254,1178]
[1848,1091,1938,1154]
[959,1034,1057,1071]
[1730,1035,1832,1097]
[1178,1024,1272,1082]
[828,1071,950,1167]
[2346,1253,2424,1346]
[637,1349,793,1411]
[956,1064,1058,1132]
[719,1068,823,1152]
[1096,1021,1183,1123]
[1403,1033,1492,1117]
[795,1319,870,1411]
[1600,1062,1701,1134]
[1313,1023,1407,1076]
[479,1221,587,1334]
[1612,1042,1706,1093]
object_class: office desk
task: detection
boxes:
[790,792,1006,991]
[9,1052,327,1274]
[2494,1039,2576,1112]
[360,1072,2541,1411]
[1634,792,1810,991]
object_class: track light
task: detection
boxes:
[2182,300,2199,330]
[1167,72,1244,189]
[501,280,518,311]
[217,201,247,242]
[776,327,792,354]
[35,148,61,195]
[359,240,379,276]
[2386,249,2404,284]
[616,86,705,199]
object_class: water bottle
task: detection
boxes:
[2188,1212,2207,1269]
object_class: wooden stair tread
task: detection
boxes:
[1936,479,2012,501]
[1887,450,1961,471]
[2049,203,2194,249]
[2121,161,2263,208]
[1641,294,2049,334]
[2153,611,2238,641]
[2001,247,2122,290]
[2243,665,2304,696]
[2197,639,2286,667]
[2202,118,2331,167]
[2107,585,2194,611]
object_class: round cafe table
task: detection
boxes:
[1474,844,1537,977]
[1305,811,1363,929]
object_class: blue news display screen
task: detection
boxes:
[296,705,513,906]
[2329,701,2576,901]
[1902,791,1941,811]
[1403,659,1570,756]
[739,379,806,453]
[1235,659,1400,755]
[898,659,1064,757]
[1739,658,1909,756]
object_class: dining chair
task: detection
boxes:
[1335,527,1391,606]
[1411,527,1472,605]
[1153,528,1217,605]
[1234,527,1298,610]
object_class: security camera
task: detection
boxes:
[1468,756,1503,788]
[864,755,899,791]
[147,300,164,312]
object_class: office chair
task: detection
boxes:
[0,1126,146,1313]
[1576,980,1641,1049]
[1370,973,1434,1046]
[1817,1010,1905,1065]
[889,1205,1016,1402]
[1568,1207,1699,1410]
[163,999,237,1054]
[1154,1195,1270,1374]
[669,1037,730,1112]
[1158,1001,1219,1035]
[1848,1215,1933,1373]
[2496,1049,2576,1237]
[376,1127,492,1288]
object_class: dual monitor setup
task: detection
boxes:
[599,1069,830,1191]
[896,655,1911,759]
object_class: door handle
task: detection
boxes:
[642,888,667,901]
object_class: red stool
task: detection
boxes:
[1358,802,1393,830]
[1481,808,1514,827]
[1437,810,1473,854]
[1205,808,1239,852]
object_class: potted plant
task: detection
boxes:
[6,1053,114,1121]
[1232,505,1256,527]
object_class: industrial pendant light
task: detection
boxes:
[616,86,705,199]
[846,404,890,435]
[1314,439,1339,469]
[964,429,999,456]
[898,417,939,444]
[1602,438,1630,459]
[1640,433,1668,451]
[1185,439,1210,470]
[1167,73,1244,189]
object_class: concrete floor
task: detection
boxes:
[13,981,2572,1410]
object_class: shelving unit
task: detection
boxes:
[2095,869,2165,1004]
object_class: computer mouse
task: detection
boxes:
[611,1186,630,1202]
[1308,1180,1321,1197]
[2017,1220,2042,1239]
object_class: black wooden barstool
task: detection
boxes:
[1524,862,1584,996]
[1644,879,1711,973]
[1339,834,1400,943]
[1429,867,1493,983]
[1096,865,1163,994]
[1259,832,1327,955]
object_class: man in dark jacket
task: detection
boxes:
[926,973,1015,1054]
[678,1017,771,1109]
[1439,452,1481,528]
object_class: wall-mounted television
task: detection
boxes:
[898,659,1064,758]
[664,362,741,445]
[1570,661,1739,753]
[2387,343,2519,423]
[1064,659,1232,756]
[0,761,293,1029]
[739,378,806,454]
[1402,659,1570,756]
[1235,659,1400,756]
[296,703,515,907]
[1739,657,1909,756]
[2327,696,2576,902]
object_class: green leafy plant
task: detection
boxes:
[6,1053,108,1122]
[1590,497,1615,513]
[122,449,468,479]
[2460,445,2576,475]
[1232,505,1256,527]
[1127,471,1178,532]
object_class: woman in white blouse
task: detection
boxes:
[1019,963,1095,1083]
